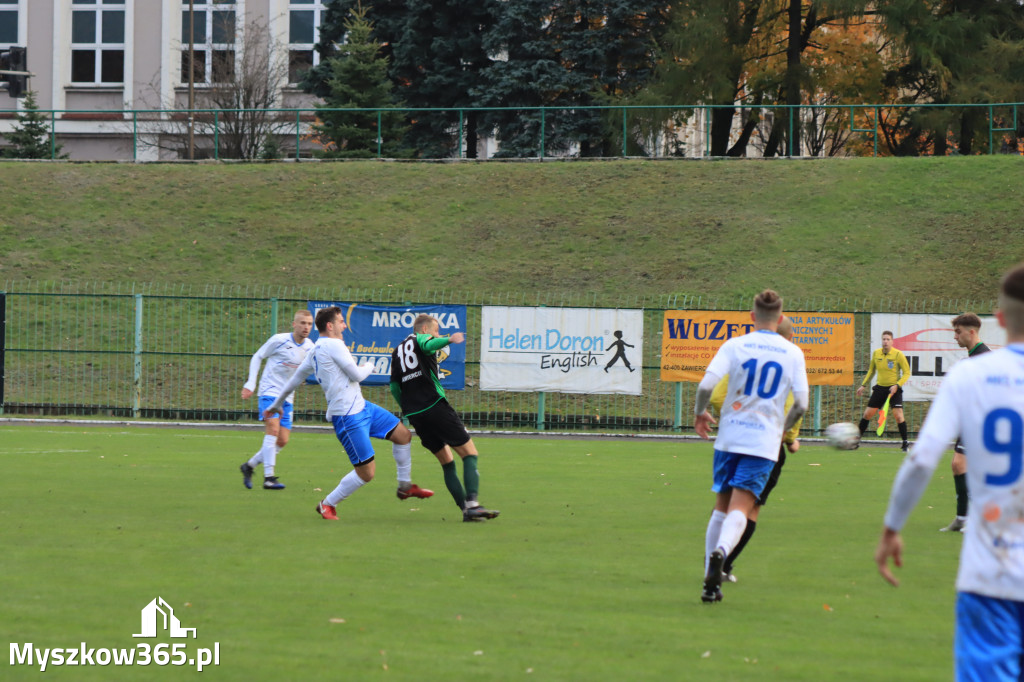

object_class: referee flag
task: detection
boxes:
[876,394,892,436]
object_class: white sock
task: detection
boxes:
[716,510,749,559]
[257,435,277,476]
[325,470,367,506]
[392,441,412,483]
[705,510,726,572]
[248,434,275,468]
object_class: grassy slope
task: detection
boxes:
[1,157,1021,302]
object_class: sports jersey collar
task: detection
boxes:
[968,342,985,355]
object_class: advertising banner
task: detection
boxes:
[660,310,855,385]
[480,306,643,394]
[869,314,1005,401]
[307,302,467,388]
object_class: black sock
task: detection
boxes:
[898,422,908,442]
[858,418,869,436]
[954,473,969,517]
[723,520,757,574]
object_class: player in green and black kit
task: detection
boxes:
[390,314,500,522]
[940,313,992,533]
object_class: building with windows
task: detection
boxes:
[0,1,327,160]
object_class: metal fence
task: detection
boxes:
[0,282,998,438]
[3,102,1024,161]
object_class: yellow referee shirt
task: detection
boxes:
[860,348,910,388]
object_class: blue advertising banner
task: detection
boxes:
[306,302,467,388]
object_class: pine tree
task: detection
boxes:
[312,5,409,158]
[1,91,64,159]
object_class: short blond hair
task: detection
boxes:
[413,314,437,333]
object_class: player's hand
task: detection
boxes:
[874,527,903,587]
[241,388,253,399]
[449,332,465,344]
[694,411,717,439]
[360,362,376,374]
[889,385,898,395]
[263,407,282,420]
[786,439,800,453]
[856,386,864,397]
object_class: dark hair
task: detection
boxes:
[1002,264,1024,303]
[951,313,982,329]
[753,289,782,322]
[315,306,341,333]
[881,330,893,339]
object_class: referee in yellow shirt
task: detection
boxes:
[855,330,911,450]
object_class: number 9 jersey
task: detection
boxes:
[704,329,809,461]
[912,344,1024,601]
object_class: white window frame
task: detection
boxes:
[0,0,23,50]
[69,0,127,85]
[286,0,326,85]
[179,0,239,86]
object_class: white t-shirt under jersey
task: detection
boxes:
[891,344,1024,601]
[243,332,314,404]
[703,329,809,461]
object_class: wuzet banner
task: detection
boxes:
[480,306,643,395]
[660,310,854,385]
[307,302,467,388]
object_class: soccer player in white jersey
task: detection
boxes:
[265,306,433,521]
[694,290,809,603]
[876,263,1024,681]
[239,310,315,490]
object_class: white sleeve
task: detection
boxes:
[882,368,963,530]
[266,353,314,412]
[694,371,722,415]
[243,336,276,392]
[331,341,374,383]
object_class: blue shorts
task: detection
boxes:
[258,395,293,429]
[955,591,1024,682]
[331,402,401,467]
[711,450,776,498]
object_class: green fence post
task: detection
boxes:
[540,108,545,159]
[0,291,5,415]
[296,110,301,160]
[270,297,279,335]
[813,385,822,435]
[459,109,464,159]
[214,111,220,160]
[377,109,383,158]
[537,391,546,431]
[133,293,143,419]
[673,381,683,431]
[50,110,56,159]
[622,107,628,157]
[132,110,138,161]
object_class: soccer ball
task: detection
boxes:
[825,422,860,450]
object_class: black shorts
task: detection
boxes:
[757,449,786,506]
[407,400,470,454]
[867,384,903,409]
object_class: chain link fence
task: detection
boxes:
[0,281,997,438]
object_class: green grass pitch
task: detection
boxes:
[2,424,961,680]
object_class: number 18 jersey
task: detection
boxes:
[705,329,809,461]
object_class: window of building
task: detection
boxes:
[71,0,126,85]
[0,0,20,47]
[180,0,237,84]
[288,0,326,84]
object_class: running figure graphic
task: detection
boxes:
[604,330,636,372]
